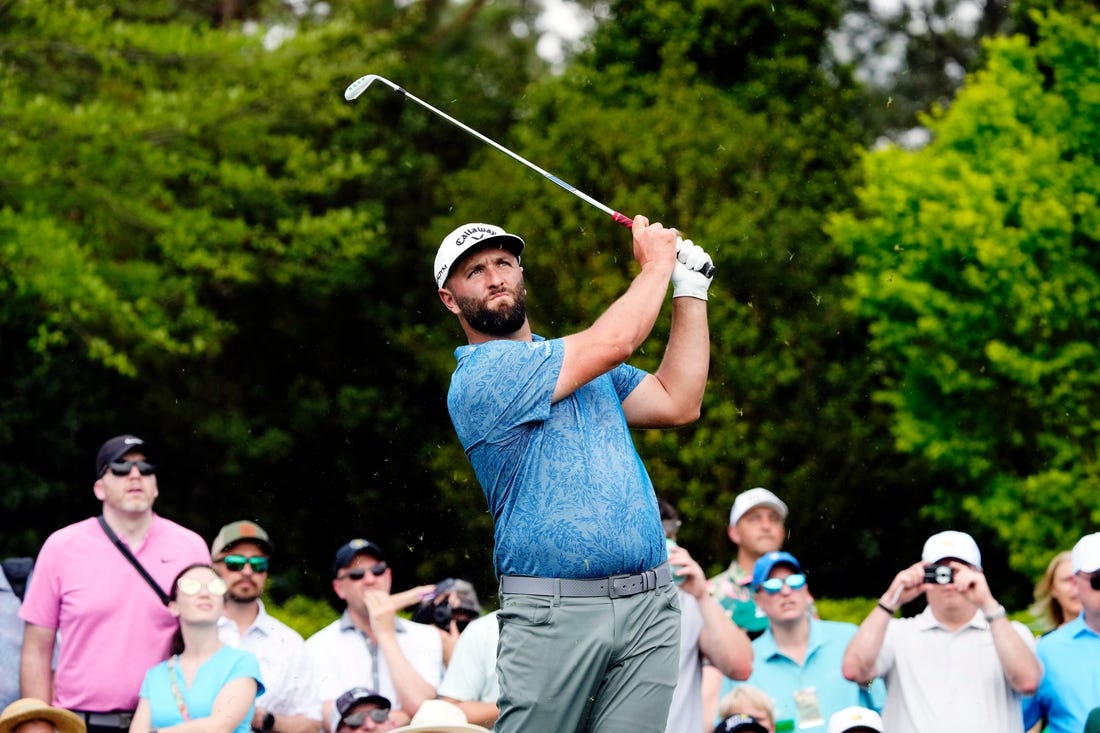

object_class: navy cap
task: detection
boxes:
[94,434,151,478]
[752,551,803,591]
[336,687,391,717]
[713,714,768,733]
[332,539,386,578]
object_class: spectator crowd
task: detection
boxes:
[2,436,1099,733]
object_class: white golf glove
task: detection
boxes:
[671,238,714,300]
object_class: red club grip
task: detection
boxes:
[612,211,634,228]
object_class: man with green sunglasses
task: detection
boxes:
[717,552,885,732]
[212,521,323,733]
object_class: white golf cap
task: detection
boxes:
[922,530,982,569]
[826,706,883,733]
[434,222,524,288]
[729,487,788,526]
[1072,532,1100,573]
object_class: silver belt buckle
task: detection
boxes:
[607,573,632,598]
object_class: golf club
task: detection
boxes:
[344,74,714,278]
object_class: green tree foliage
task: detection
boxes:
[0,0,544,600]
[6,0,1091,609]
[829,11,1100,579]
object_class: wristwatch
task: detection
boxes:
[253,713,275,733]
[983,604,1007,622]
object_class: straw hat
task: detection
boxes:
[389,700,488,733]
[0,699,85,733]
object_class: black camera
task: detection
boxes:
[413,578,481,632]
[923,564,954,585]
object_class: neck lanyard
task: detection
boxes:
[167,655,192,721]
[360,630,380,692]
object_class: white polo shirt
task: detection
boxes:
[437,610,500,703]
[874,605,1037,733]
[218,600,323,720]
[665,590,705,733]
[305,610,444,710]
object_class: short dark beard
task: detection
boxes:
[227,588,259,604]
[455,286,528,336]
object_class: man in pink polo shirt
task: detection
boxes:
[19,434,209,733]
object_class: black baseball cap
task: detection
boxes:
[332,539,386,578]
[335,687,391,717]
[94,434,151,478]
[714,714,768,733]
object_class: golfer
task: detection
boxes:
[435,216,713,732]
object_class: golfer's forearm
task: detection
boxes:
[591,264,674,356]
[652,297,709,415]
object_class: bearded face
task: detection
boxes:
[453,283,528,336]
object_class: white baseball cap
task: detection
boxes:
[1072,532,1100,574]
[730,487,788,526]
[826,706,883,733]
[922,530,982,569]
[434,223,524,288]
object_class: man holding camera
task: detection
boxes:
[841,530,1042,733]
[411,579,482,667]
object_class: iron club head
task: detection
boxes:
[344,74,402,101]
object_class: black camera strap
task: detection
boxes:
[97,515,170,605]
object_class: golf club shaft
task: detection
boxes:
[345,74,714,277]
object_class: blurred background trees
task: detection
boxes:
[1,0,1096,613]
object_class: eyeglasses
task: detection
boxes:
[760,574,807,594]
[220,555,270,573]
[339,710,389,728]
[339,563,387,581]
[107,460,157,477]
[177,577,228,596]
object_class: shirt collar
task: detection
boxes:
[1064,614,1100,639]
[756,616,820,661]
[217,598,277,637]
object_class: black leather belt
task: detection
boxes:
[72,712,134,729]
[500,563,671,598]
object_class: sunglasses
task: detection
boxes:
[339,563,387,581]
[177,577,228,596]
[1080,572,1100,591]
[220,555,270,573]
[107,460,157,477]
[339,710,389,728]
[760,573,807,594]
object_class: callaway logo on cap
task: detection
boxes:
[433,222,524,288]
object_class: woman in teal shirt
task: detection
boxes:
[130,564,263,733]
